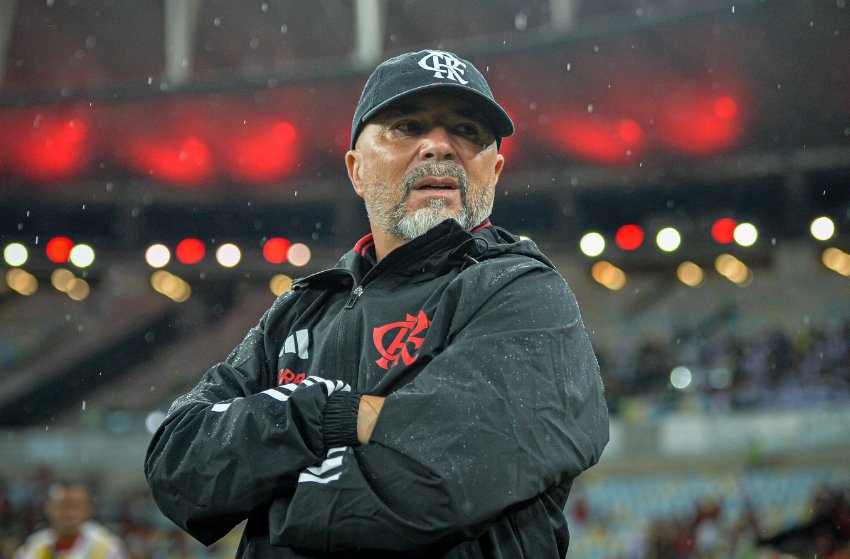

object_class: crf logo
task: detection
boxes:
[373,310,431,370]
[418,51,469,84]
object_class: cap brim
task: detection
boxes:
[354,82,514,149]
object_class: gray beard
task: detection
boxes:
[393,197,469,240]
[376,160,490,241]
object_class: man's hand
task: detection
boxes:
[357,395,385,444]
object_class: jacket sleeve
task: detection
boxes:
[275,261,609,553]
[144,294,353,546]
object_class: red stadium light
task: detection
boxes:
[263,237,291,264]
[616,119,644,145]
[127,136,212,185]
[175,238,206,264]
[657,92,743,156]
[713,96,739,120]
[615,224,644,251]
[541,113,645,164]
[711,218,738,244]
[224,120,300,184]
[4,113,90,182]
[46,237,74,263]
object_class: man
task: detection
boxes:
[14,480,128,559]
[145,49,609,558]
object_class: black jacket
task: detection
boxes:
[145,219,609,558]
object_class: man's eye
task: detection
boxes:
[456,123,478,136]
[395,121,422,133]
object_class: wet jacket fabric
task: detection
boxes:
[145,219,609,558]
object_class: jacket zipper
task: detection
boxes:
[336,284,364,388]
[344,285,364,309]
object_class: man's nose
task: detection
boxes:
[418,126,454,161]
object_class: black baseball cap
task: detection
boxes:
[350,49,515,150]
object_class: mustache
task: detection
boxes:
[401,161,469,196]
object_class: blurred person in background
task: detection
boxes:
[146,49,608,558]
[12,480,127,559]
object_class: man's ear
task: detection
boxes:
[492,152,505,187]
[345,150,365,199]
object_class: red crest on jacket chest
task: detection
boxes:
[373,310,431,370]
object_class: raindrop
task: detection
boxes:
[214,17,221,26]
[635,7,643,16]
[46,0,54,6]
[280,24,288,34]
[587,104,594,113]
[731,5,735,13]
[566,63,571,71]
[82,401,86,410]
[85,35,97,49]
[593,45,600,53]
[261,2,268,11]
[250,38,260,49]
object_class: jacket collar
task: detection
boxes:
[352,218,492,262]
[296,219,492,289]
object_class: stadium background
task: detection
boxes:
[1,1,848,557]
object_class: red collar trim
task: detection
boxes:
[354,233,375,256]
[470,219,492,233]
[354,220,491,255]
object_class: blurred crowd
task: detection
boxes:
[2,465,846,559]
[568,481,850,559]
[599,316,850,417]
[0,466,238,559]
[640,483,849,559]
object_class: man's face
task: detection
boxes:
[45,485,92,538]
[347,91,504,241]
